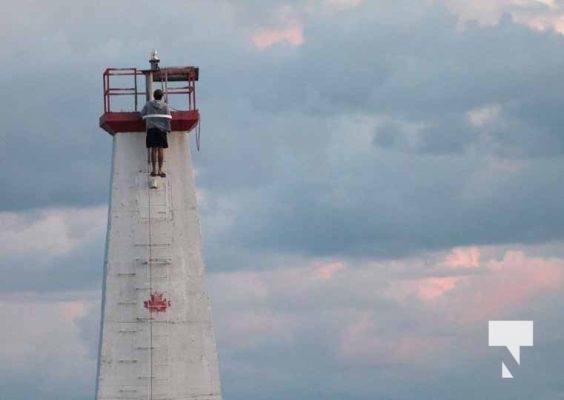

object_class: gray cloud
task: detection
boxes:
[192,2,564,260]
[0,236,104,293]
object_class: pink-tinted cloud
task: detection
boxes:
[335,247,564,366]
[252,23,304,49]
[311,261,346,280]
[515,12,564,33]
[385,246,564,319]
[208,246,564,365]
[393,249,564,324]
[443,246,481,269]
[388,276,460,301]
[386,247,480,301]
[417,276,459,300]
[453,250,564,322]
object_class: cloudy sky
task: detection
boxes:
[2,0,564,398]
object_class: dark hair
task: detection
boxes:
[154,89,164,100]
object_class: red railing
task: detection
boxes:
[103,68,142,113]
[102,67,198,113]
[152,67,198,112]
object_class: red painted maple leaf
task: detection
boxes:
[144,292,171,313]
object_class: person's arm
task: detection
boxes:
[140,103,147,116]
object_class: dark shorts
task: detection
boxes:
[146,128,168,148]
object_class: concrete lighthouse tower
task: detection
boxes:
[96,52,222,400]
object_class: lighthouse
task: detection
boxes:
[95,52,222,400]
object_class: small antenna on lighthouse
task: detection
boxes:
[150,49,160,71]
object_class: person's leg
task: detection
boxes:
[151,148,158,175]
[158,148,164,175]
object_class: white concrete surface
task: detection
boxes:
[95,132,222,400]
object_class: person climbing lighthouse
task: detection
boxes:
[141,88,172,177]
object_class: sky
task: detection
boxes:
[1,0,564,398]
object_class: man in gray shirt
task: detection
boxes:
[140,89,172,177]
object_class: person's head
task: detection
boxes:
[153,89,164,100]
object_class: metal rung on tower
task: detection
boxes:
[134,243,171,247]
[137,257,172,265]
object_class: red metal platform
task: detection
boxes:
[100,67,199,135]
[100,110,200,135]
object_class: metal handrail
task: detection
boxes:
[103,67,197,114]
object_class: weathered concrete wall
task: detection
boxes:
[96,132,222,400]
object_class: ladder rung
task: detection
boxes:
[137,377,169,381]
[137,259,172,265]
[150,257,172,263]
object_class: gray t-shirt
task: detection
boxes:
[140,99,171,132]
